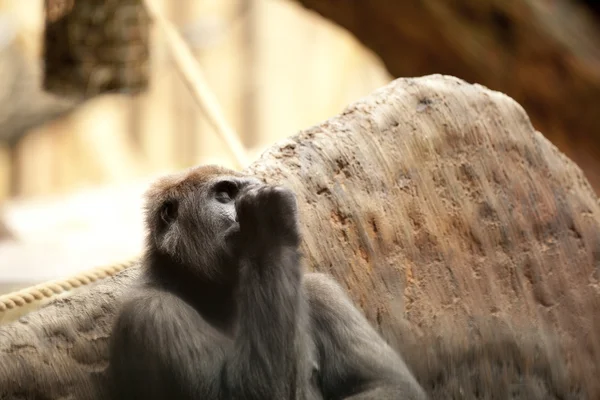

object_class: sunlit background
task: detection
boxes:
[0,0,392,293]
[0,0,598,295]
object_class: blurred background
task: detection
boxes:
[0,0,598,294]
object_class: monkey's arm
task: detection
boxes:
[223,186,304,399]
[109,290,230,400]
[305,273,427,400]
[224,247,302,400]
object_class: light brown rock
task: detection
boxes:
[291,0,600,194]
[1,75,598,399]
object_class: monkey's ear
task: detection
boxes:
[160,200,179,225]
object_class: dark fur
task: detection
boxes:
[107,165,426,400]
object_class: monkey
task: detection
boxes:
[107,164,427,400]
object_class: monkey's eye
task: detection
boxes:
[214,180,238,203]
[160,200,178,225]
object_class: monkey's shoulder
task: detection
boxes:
[115,287,205,331]
[302,272,349,303]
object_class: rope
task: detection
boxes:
[0,258,139,313]
[143,0,249,170]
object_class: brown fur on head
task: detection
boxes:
[142,165,261,283]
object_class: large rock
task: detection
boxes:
[1,75,599,399]
[291,0,600,194]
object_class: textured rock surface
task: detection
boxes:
[291,0,600,194]
[1,75,599,399]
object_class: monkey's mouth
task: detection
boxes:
[223,221,241,241]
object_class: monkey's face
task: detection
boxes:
[144,165,261,281]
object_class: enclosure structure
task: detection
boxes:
[43,0,150,97]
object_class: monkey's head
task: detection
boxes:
[143,165,261,282]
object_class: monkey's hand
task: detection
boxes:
[235,184,301,254]
[226,184,303,398]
